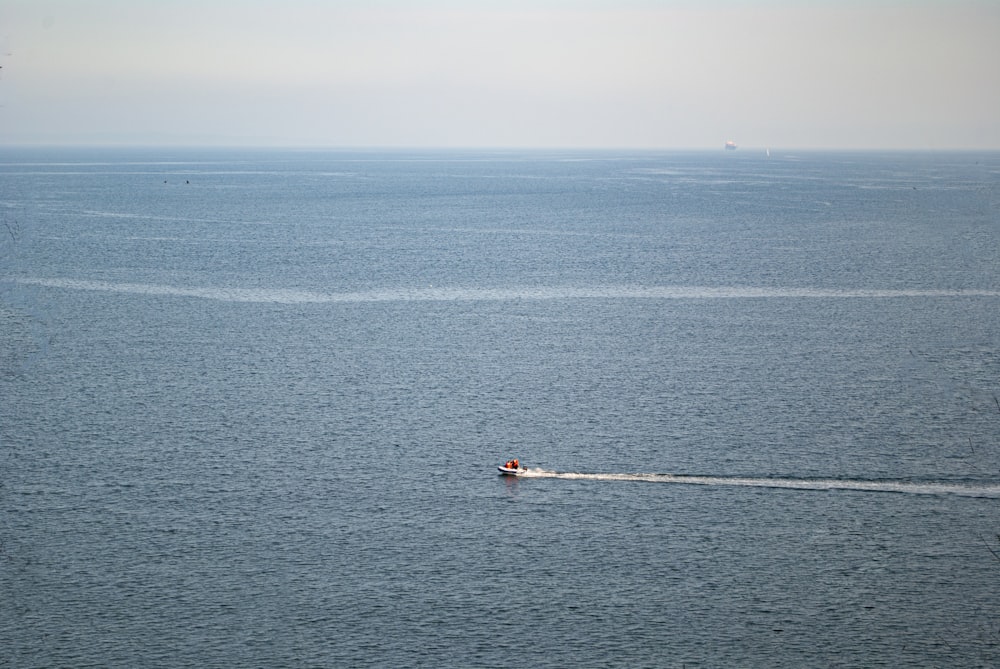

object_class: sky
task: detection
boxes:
[0,0,998,149]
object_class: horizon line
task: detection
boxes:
[3,142,999,154]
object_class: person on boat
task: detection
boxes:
[512,459,519,469]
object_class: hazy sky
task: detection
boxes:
[1,0,998,149]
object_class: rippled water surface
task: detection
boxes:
[2,149,999,667]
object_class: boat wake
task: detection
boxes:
[11,277,1000,305]
[515,470,1000,498]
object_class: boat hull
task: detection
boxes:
[498,466,528,476]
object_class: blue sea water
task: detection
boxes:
[1,148,999,667]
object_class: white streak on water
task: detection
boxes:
[11,278,1000,304]
[517,470,1000,498]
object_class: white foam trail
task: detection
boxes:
[517,470,1000,498]
[12,278,1000,305]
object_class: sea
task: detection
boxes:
[1,147,999,668]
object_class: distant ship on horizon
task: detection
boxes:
[725,141,737,150]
